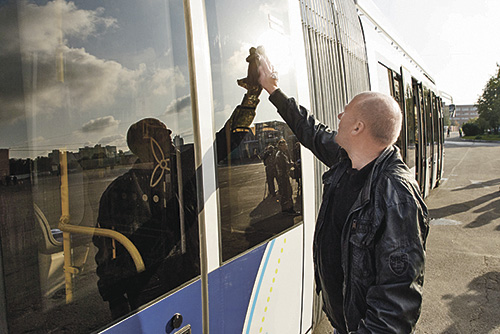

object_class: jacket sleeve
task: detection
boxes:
[269,89,341,167]
[354,179,428,334]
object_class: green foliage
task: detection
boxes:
[462,121,482,136]
[476,64,500,134]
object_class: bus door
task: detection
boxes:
[204,0,311,332]
[401,68,417,176]
[429,91,439,189]
[411,81,428,196]
[387,70,406,161]
[1,1,204,333]
[421,87,433,197]
[436,97,445,182]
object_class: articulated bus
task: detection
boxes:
[0,0,444,333]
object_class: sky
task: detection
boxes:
[0,0,294,159]
[3,0,498,159]
[0,0,194,158]
[371,0,500,105]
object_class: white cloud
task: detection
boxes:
[17,0,117,55]
[164,95,191,115]
[98,134,126,147]
[81,116,120,133]
[0,0,179,124]
[152,67,186,96]
[227,43,253,79]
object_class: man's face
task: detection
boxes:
[336,101,358,149]
[278,141,287,151]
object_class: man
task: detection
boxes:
[93,118,200,319]
[260,144,277,197]
[275,138,295,213]
[258,54,429,333]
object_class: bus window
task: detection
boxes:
[0,0,199,332]
[433,93,440,145]
[424,89,434,145]
[380,64,405,157]
[205,0,303,262]
[405,82,417,169]
[377,63,392,96]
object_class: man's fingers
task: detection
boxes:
[259,54,273,75]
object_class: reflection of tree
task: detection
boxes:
[441,271,500,333]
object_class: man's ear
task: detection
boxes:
[352,121,365,135]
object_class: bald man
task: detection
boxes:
[259,56,429,334]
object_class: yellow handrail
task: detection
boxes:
[58,150,145,303]
[58,216,146,274]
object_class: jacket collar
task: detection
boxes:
[357,145,399,206]
[322,145,399,202]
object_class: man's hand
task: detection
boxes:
[257,48,279,95]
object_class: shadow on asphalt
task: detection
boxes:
[440,271,500,334]
[450,178,500,191]
[429,189,500,228]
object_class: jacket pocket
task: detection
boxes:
[349,219,374,279]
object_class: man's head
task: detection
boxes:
[277,139,288,151]
[336,91,402,152]
[127,118,173,163]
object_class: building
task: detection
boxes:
[450,104,479,126]
[0,149,9,182]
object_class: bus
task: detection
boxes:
[0,0,444,333]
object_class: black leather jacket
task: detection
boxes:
[269,89,429,333]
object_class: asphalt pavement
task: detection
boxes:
[313,132,500,334]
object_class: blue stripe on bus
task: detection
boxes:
[245,238,275,334]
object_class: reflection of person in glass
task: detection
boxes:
[93,119,199,319]
[293,142,302,197]
[260,144,277,197]
[93,47,263,319]
[275,139,295,213]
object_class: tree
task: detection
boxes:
[476,64,500,134]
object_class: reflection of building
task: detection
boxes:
[173,135,184,148]
[48,150,61,174]
[219,121,298,165]
[78,145,117,160]
[451,105,478,126]
[74,145,118,170]
[254,121,295,151]
[0,149,9,180]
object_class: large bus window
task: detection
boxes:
[0,0,199,332]
[206,0,303,262]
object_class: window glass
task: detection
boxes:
[424,89,433,144]
[405,82,417,169]
[433,94,440,144]
[205,0,303,262]
[0,0,199,332]
[377,63,392,96]
[390,71,405,152]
